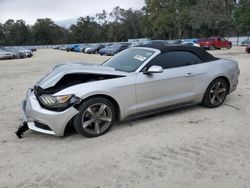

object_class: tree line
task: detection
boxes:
[0,0,249,45]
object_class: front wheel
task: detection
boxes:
[73,97,115,137]
[202,78,229,108]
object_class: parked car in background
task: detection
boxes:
[15,47,33,57]
[171,39,200,47]
[75,44,90,53]
[85,44,105,54]
[181,42,200,47]
[99,45,113,55]
[99,44,129,56]
[20,44,239,138]
[171,39,183,44]
[183,38,199,43]
[241,39,250,46]
[129,42,143,47]
[246,44,250,53]
[59,45,67,51]
[73,44,83,52]
[74,44,85,52]
[198,37,232,50]
[28,47,37,52]
[53,46,60,49]
[66,44,79,52]
[197,38,207,45]
[0,49,13,59]
[2,47,25,58]
[143,40,168,45]
[84,44,95,53]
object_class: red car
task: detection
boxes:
[246,45,250,53]
[198,37,232,50]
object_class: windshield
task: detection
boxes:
[103,48,155,72]
[89,45,97,49]
[106,45,120,50]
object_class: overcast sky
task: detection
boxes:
[0,0,145,26]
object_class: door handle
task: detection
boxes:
[184,73,193,77]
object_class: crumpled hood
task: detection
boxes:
[36,62,128,89]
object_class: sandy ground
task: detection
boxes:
[0,47,249,188]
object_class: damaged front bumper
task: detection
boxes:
[21,89,79,136]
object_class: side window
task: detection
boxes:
[145,51,202,70]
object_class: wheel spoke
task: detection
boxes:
[82,119,94,128]
[94,121,100,134]
[99,117,111,122]
[96,104,107,117]
[211,95,216,104]
[210,89,215,94]
[216,95,222,103]
[86,107,97,118]
[219,88,226,93]
[216,82,221,89]
[82,102,113,135]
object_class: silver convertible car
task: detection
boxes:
[18,44,239,138]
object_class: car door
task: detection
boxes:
[220,38,228,48]
[217,38,228,48]
[135,51,205,113]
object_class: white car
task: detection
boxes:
[14,47,33,57]
[84,47,91,53]
[18,44,240,138]
[0,49,13,59]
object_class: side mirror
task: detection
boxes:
[143,65,163,74]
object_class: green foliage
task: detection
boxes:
[190,0,235,37]
[105,7,146,41]
[234,0,250,34]
[32,18,69,45]
[69,16,102,43]
[0,1,249,45]
[2,19,31,45]
[0,23,6,45]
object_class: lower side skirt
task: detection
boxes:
[125,102,199,122]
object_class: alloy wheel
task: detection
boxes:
[209,81,227,105]
[81,103,112,135]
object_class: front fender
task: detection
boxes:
[54,76,137,120]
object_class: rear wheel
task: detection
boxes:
[73,97,115,137]
[202,78,229,108]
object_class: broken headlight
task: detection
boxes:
[39,94,79,109]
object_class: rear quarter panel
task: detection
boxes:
[201,59,239,94]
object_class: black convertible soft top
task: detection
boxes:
[138,43,219,62]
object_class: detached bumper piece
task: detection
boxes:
[15,122,29,139]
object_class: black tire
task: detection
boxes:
[226,44,231,49]
[73,97,116,137]
[202,78,229,108]
[209,45,216,50]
